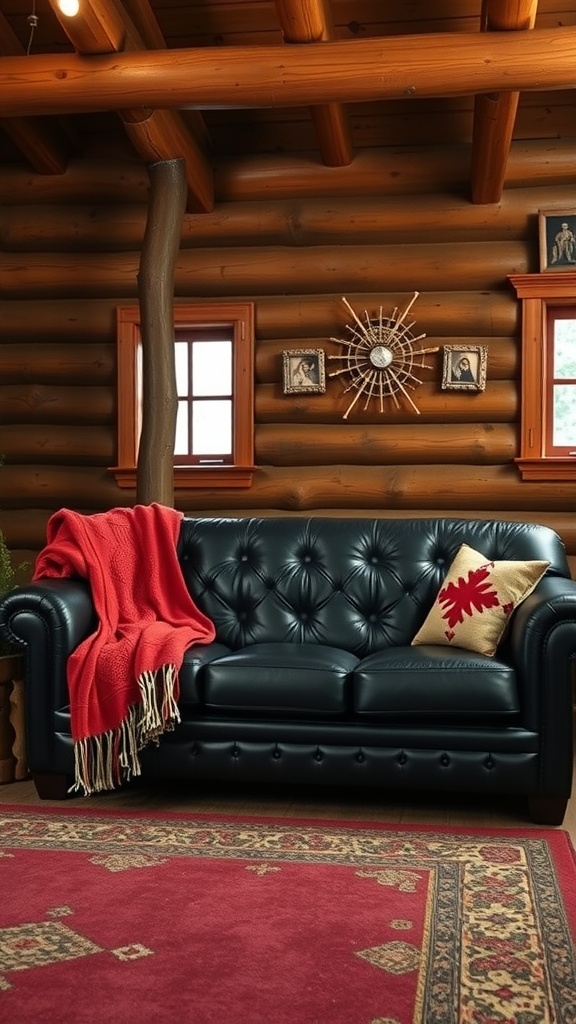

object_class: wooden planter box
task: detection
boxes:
[0,654,27,784]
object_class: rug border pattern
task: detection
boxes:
[1,808,575,1024]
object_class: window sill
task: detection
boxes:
[515,457,576,482]
[110,466,257,489]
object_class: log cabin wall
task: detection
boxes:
[1,0,576,573]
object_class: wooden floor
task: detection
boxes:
[2,763,575,846]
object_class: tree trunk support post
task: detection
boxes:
[136,157,187,507]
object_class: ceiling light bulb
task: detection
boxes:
[58,0,80,15]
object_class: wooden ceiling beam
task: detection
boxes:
[0,11,67,174]
[1,27,576,115]
[0,117,68,175]
[119,0,167,49]
[46,0,127,53]
[118,0,209,151]
[471,0,539,205]
[46,0,213,212]
[275,0,353,166]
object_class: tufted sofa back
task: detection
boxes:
[178,517,569,657]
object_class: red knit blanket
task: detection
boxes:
[33,503,215,795]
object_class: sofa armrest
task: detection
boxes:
[508,574,576,794]
[0,579,95,656]
[0,580,96,773]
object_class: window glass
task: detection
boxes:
[553,318,576,377]
[551,316,576,450]
[174,337,233,457]
[192,399,232,456]
[192,340,232,396]
[553,385,576,447]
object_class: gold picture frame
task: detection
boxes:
[442,345,487,392]
[283,349,326,394]
[538,209,576,271]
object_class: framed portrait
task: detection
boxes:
[538,209,576,271]
[283,348,326,394]
[442,345,487,392]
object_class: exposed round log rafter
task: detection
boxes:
[1,28,576,117]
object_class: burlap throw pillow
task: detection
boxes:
[411,543,550,656]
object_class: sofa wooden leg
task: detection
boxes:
[527,796,568,826]
[33,771,70,800]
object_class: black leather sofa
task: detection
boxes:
[1,516,575,824]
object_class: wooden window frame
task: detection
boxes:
[509,272,576,481]
[111,302,256,489]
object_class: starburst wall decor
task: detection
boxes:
[328,293,439,420]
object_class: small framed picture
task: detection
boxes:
[283,348,326,394]
[538,209,576,271]
[442,345,488,392]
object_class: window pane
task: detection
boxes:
[553,384,576,446]
[193,341,232,396]
[193,400,232,455]
[175,400,189,455]
[553,319,576,378]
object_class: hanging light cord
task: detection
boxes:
[26,0,38,56]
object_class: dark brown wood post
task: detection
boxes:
[136,157,187,507]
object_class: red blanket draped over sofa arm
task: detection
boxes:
[33,503,215,795]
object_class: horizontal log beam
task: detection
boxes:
[0,385,113,424]
[0,421,515,468]
[0,292,517,340]
[214,140,576,202]
[0,424,113,464]
[0,343,114,383]
[1,142,575,207]
[1,463,575,512]
[169,464,576,512]
[2,185,576,252]
[0,242,528,298]
[257,381,517,423]
[256,422,516,465]
[0,159,151,204]
[1,29,576,118]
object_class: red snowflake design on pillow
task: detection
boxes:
[437,562,506,628]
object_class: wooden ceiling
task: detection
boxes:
[0,0,575,208]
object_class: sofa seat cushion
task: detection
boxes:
[202,643,359,715]
[178,642,232,708]
[353,645,519,720]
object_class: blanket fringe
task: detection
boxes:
[72,663,181,795]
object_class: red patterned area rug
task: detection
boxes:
[1,806,575,1024]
